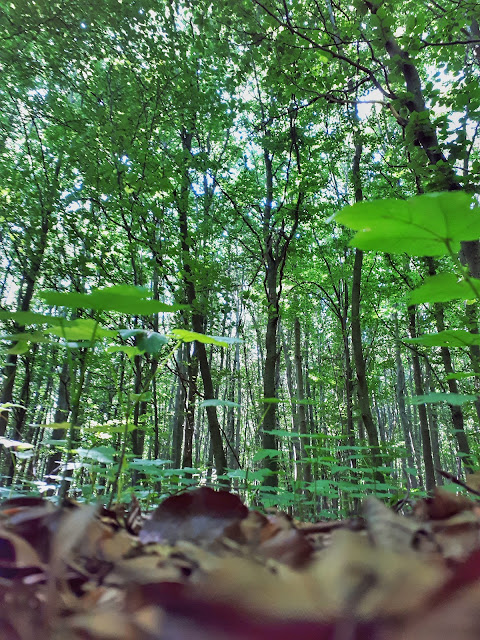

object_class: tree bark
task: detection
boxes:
[393,313,419,489]
[408,308,436,493]
[176,127,228,482]
[350,125,384,483]
[294,317,312,486]
[426,258,473,472]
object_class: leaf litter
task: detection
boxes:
[2,486,480,639]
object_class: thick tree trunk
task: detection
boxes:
[363,0,480,276]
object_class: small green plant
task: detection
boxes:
[0,285,240,502]
[335,192,480,405]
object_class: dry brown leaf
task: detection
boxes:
[364,496,434,551]
[415,487,474,520]
[68,609,137,639]
[132,605,165,636]
[386,582,480,640]
[0,525,44,570]
[431,510,480,560]
[464,471,480,493]
[308,529,446,618]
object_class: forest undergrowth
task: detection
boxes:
[2,484,480,639]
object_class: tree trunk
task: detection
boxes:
[294,317,312,486]
[426,258,473,473]
[393,313,419,489]
[408,308,436,493]
[350,132,384,483]
[171,344,187,469]
[176,127,228,482]
[45,360,70,481]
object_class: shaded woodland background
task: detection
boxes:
[1,0,480,516]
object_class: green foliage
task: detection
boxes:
[2,0,480,515]
[409,393,478,405]
[408,274,480,305]
[334,192,477,256]
[40,286,185,314]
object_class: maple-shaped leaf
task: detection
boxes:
[139,487,249,545]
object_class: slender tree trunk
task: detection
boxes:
[45,360,70,479]
[294,318,312,486]
[424,365,443,484]
[182,344,198,471]
[171,345,187,469]
[408,308,436,493]
[280,323,302,475]
[351,249,384,482]
[393,314,419,488]
[426,258,473,472]
[465,303,480,425]
[6,349,35,485]
[350,132,384,482]
[176,127,228,482]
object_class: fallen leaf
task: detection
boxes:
[139,488,248,546]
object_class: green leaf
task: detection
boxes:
[105,345,144,359]
[37,421,71,430]
[7,342,31,355]
[0,403,25,412]
[170,329,228,346]
[408,273,480,305]
[227,469,247,479]
[200,399,240,408]
[76,446,116,464]
[446,372,479,380]
[0,331,50,343]
[131,392,152,403]
[334,192,478,256]
[409,392,478,405]
[262,428,296,437]
[45,319,117,341]
[118,329,169,355]
[0,437,34,450]
[0,311,66,325]
[252,449,280,460]
[136,331,168,355]
[40,285,185,314]
[128,458,171,471]
[405,329,480,347]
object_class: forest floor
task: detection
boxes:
[1,484,480,640]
